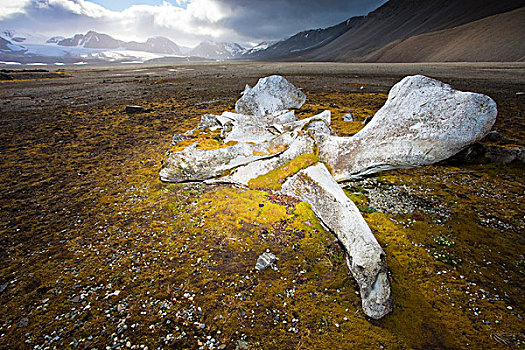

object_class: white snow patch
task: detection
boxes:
[22,43,105,57]
[90,50,164,61]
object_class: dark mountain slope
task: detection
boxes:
[284,0,525,62]
[247,16,364,59]
[367,7,525,62]
[0,37,13,51]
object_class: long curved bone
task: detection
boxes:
[280,163,393,318]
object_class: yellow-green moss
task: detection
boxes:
[197,187,292,229]
[170,132,238,153]
[248,153,318,190]
[297,92,388,137]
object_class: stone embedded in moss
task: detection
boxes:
[255,252,278,271]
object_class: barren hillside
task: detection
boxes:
[367,7,525,62]
[285,0,525,62]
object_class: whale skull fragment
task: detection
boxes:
[159,75,497,319]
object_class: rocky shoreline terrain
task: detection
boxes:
[0,62,523,349]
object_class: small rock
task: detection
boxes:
[125,105,148,114]
[18,317,29,328]
[105,290,121,299]
[236,340,249,350]
[171,134,194,145]
[451,143,525,164]
[0,282,8,294]
[361,115,373,125]
[342,113,353,122]
[255,252,277,271]
[71,295,81,303]
[482,130,515,144]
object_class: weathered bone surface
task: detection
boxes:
[217,110,332,186]
[319,75,497,181]
[281,163,393,319]
[160,109,332,184]
[235,75,306,117]
[160,74,497,319]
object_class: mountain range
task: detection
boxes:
[0,30,246,64]
[1,0,524,64]
[49,31,186,56]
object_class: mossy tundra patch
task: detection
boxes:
[0,83,523,349]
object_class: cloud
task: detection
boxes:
[0,0,387,46]
[214,0,387,40]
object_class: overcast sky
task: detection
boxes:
[0,0,387,47]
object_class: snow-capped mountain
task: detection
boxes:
[244,18,359,59]
[46,36,65,44]
[56,31,185,55]
[0,37,13,51]
[58,31,123,49]
[1,29,47,44]
[189,41,245,60]
[0,36,25,52]
[124,37,183,55]
[245,40,278,54]
[0,30,246,64]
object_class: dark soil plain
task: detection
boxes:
[0,61,524,349]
